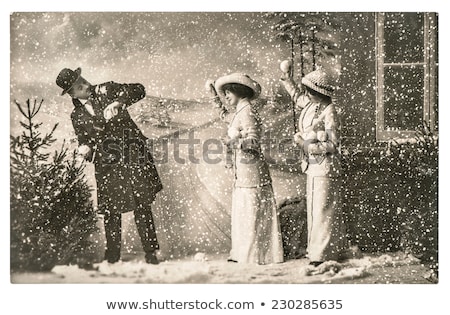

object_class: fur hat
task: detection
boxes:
[301,69,335,97]
[214,73,261,100]
[56,67,82,95]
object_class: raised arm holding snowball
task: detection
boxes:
[278,62,347,267]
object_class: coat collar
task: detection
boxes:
[228,98,251,127]
[236,98,251,112]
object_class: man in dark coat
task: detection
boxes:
[56,67,163,264]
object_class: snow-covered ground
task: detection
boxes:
[7,251,440,315]
[11,251,434,284]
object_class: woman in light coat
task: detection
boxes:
[209,73,283,264]
[280,67,347,266]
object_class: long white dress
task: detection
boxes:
[299,101,346,261]
[281,78,347,262]
[225,99,284,264]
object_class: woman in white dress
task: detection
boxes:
[280,67,347,266]
[209,73,284,264]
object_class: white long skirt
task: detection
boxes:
[230,184,284,264]
[306,175,346,262]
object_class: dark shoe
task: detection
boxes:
[145,252,160,265]
[106,257,120,264]
[104,249,121,264]
[309,261,324,267]
[227,258,238,263]
[104,254,120,264]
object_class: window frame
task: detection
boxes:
[375,12,437,141]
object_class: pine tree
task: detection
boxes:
[10,99,99,272]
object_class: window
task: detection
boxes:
[375,12,437,141]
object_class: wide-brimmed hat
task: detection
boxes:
[56,67,82,95]
[214,73,261,100]
[301,69,335,97]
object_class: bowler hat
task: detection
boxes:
[301,69,335,97]
[56,67,82,95]
[215,73,261,100]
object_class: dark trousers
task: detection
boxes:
[104,207,159,263]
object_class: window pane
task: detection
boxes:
[384,13,424,63]
[384,66,424,130]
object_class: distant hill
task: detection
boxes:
[10,81,278,112]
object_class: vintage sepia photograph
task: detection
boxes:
[10,11,439,283]
[5,2,446,314]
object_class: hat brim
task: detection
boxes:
[214,73,261,100]
[301,77,334,97]
[61,67,82,95]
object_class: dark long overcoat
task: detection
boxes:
[70,81,162,214]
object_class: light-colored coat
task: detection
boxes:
[281,77,346,262]
[219,98,283,264]
[281,77,342,176]
[299,101,342,177]
[224,99,272,187]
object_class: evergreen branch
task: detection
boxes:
[10,155,25,168]
[14,100,28,118]
[19,121,31,130]
[34,122,44,129]
[25,100,35,151]
[51,141,68,165]
[26,99,32,120]
[40,132,58,150]
[31,99,44,118]
[46,123,59,140]
[10,135,21,149]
